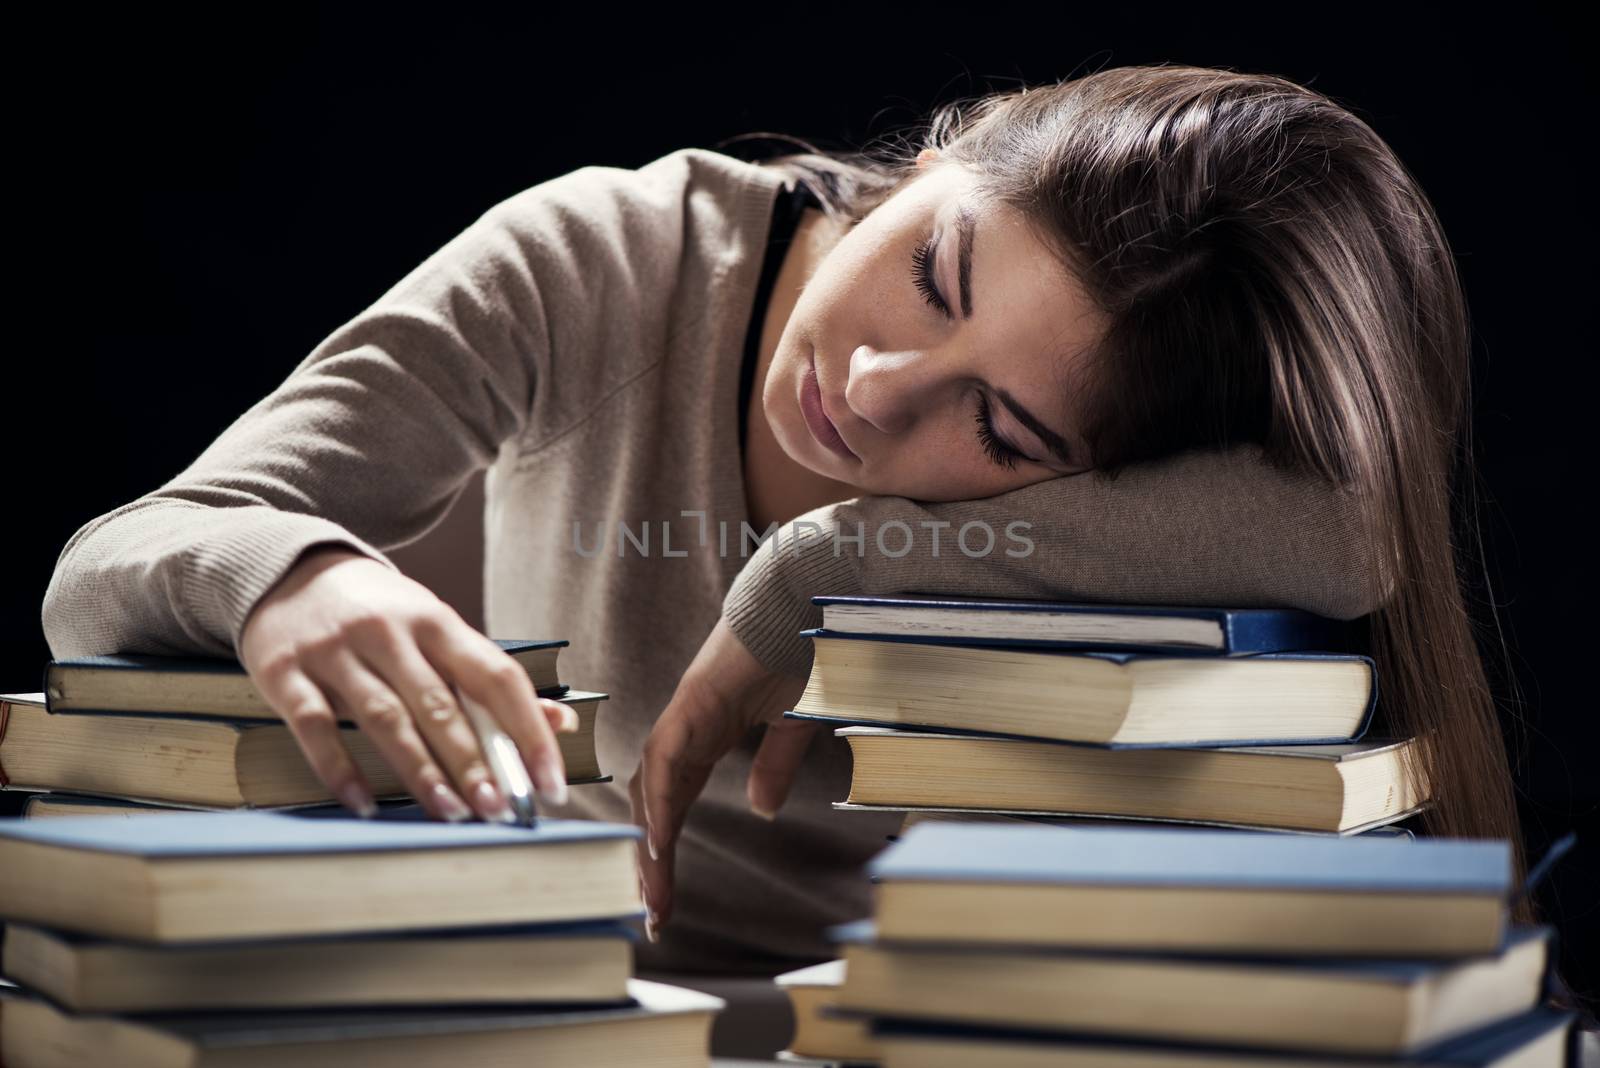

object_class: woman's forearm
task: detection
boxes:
[722,443,1386,680]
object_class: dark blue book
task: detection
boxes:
[866,1005,1578,1067]
[1,917,639,1013]
[0,810,642,943]
[0,978,721,1068]
[812,593,1364,655]
[865,822,1512,959]
[789,636,1377,747]
[40,637,570,722]
[824,919,1554,1057]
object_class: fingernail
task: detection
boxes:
[751,802,777,822]
[338,783,377,819]
[645,910,660,943]
[647,834,659,861]
[536,756,569,805]
[474,780,515,824]
[432,783,472,823]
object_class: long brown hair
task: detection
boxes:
[722,66,1538,926]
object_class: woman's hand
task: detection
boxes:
[239,544,577,822]
[628,615,812,937]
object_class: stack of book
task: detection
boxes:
[0,638,609,817]
[0,807,723,1065]
[772,593,1441,1066]
[818,821,1577,1066]
[790,594,1433,838]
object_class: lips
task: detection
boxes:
[800,355,859,462]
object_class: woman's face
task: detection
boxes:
[762,154,1106,503]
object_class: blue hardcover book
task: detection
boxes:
[864,823,1512,959]
[866,1006,1579,1067]
[0,810,642,943]
[2,917,641,1012]
[40,637,571,721]
[789,635,1378,748]
[825,921,1555,1057]
[811,593,1364,655]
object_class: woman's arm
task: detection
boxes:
[39,148,755,818]
[632,442,1390,928]
[722,442,1389,680]
[41,149,721,662]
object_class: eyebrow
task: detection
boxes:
[954,201,975,320]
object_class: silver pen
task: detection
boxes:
[454,686,538,826]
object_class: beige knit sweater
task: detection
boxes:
[40,146,1382,972]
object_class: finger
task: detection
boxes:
[310,646,468,823]
[635,711,730,927]
[632,754,696,930]
[542,698,580,733]
[422,628,568,805]
[349,630,501,822]
[257,663,375,817]
[747,718,819,819]
[626,770,662,940]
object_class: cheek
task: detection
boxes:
[871,420,1001,498]
[808,243,911,335]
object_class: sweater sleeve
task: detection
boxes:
[42,150,714,661]
[721,444,1388,680]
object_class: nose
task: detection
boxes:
[844,344,949,437]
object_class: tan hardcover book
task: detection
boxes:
[3,919,633,1012]
[0,691,606,808]
[0,978,720,1068]
[0,809,642,943]
[834,925,1551,1057]
[868,823,1510,959]
[870,1007,1577,1068]
[836,727,1428,834]
[776,959,879,1064]
[791,636,1374,746]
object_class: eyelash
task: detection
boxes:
[974,392,1026,470]
[911,236,953,319]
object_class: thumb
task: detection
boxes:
[747,717,820,820]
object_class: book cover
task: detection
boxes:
[811,593,1363,655]
[0,808,638,858]
[829,919,1553,971]
[40,639,572,720]
[868,822,1510,894]
[7,915,642,950]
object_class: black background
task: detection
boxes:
[8,9,1595,1012]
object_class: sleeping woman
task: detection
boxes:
[43,63,1533,976]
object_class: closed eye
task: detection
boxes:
[974,391,1030,470]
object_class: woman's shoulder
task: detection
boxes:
[470,146,788,258]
